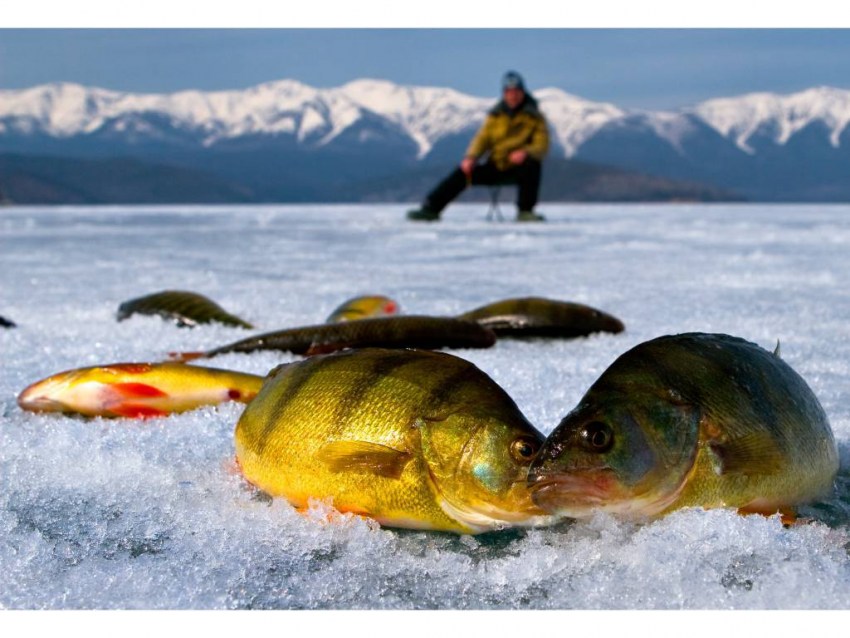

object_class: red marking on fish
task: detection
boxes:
[111,363,154,374]
[169,351,205,362]
[109,404,169,419]
[112,382,168,398]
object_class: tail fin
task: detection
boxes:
[168,351,206,362]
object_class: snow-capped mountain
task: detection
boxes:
[2,79,850,201]
[0,80,370,146]
[691,86,850,153]
[0,79,641,157]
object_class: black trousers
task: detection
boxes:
[424,159,542,213]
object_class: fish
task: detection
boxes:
[527,333,839,521]
[171,315,497,361]
[0,315,15,328]
[17,361,264,418]
[325,295,401,323]
[457,297,624,338]
[117,290,253,328]
[234,348,555,534]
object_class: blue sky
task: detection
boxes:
[4,6,850,109]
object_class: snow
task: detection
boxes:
[535,87,625,156]
[1,203,849,609]
[297,106,327,142]
[340,79,490,158]
[693,87,850,152]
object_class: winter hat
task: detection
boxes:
[501,71,526,92]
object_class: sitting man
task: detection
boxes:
[408,71,549,222]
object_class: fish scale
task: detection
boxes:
[457,296,625,337]
[235,348,555,534]
[17,361,265,418]
[175,315,497,360]
[117,290,253,328]
[529,333,839,520]
[238,354,454,529]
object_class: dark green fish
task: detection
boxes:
[457,297,624,338]
[528,333,839,521]
[117,290,253,329]
[172,315,497,361]
[0,315,15,328]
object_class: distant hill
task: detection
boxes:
[0,153,740,205]
[347,158,740,204]
[0,154,254,204]
[10,77,850,202]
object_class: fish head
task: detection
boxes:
[17,363,157,416]
[528,382,701,520]
[326,295,401,323]
[419,411,553,531]
[17,366,111,414]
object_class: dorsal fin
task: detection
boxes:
[773,340,781,358]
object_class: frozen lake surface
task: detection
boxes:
[1,202,849,609]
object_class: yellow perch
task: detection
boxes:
[325,295,401,323]
[528,333,839,521]
[117,290,253,328]
[235,348,555,534]
[18,361,264,418]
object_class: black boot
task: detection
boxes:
[407,206,440,221]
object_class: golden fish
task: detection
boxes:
[18,361,264,418]
[235,348,554,533]
[325,295,401,323]
[528,333,839,521]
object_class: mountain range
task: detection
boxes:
[2,79,850,204]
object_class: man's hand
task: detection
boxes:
[508,149,528,165]
[460,157,476,177]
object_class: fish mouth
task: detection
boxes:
[437,493,555,532]
[17,387,65,412]
[528,470,621,517]
[17,374,81,413]
[425,465,554,533]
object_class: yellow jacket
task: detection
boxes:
[465,96,550,171]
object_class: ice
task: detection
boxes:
[1,203,849,609]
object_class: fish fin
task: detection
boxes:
[168,351,205,362]
[110,363,155,374]
[267,362,295,379]
[223,457,243,476]
[738,504,797,527]
[304,342,346,356]
[708,432,786,476]
[317,441,413,479]
[111,382,169,399]
[109,404,169,419]
[777,507,797,527]
[773,340,782,358]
